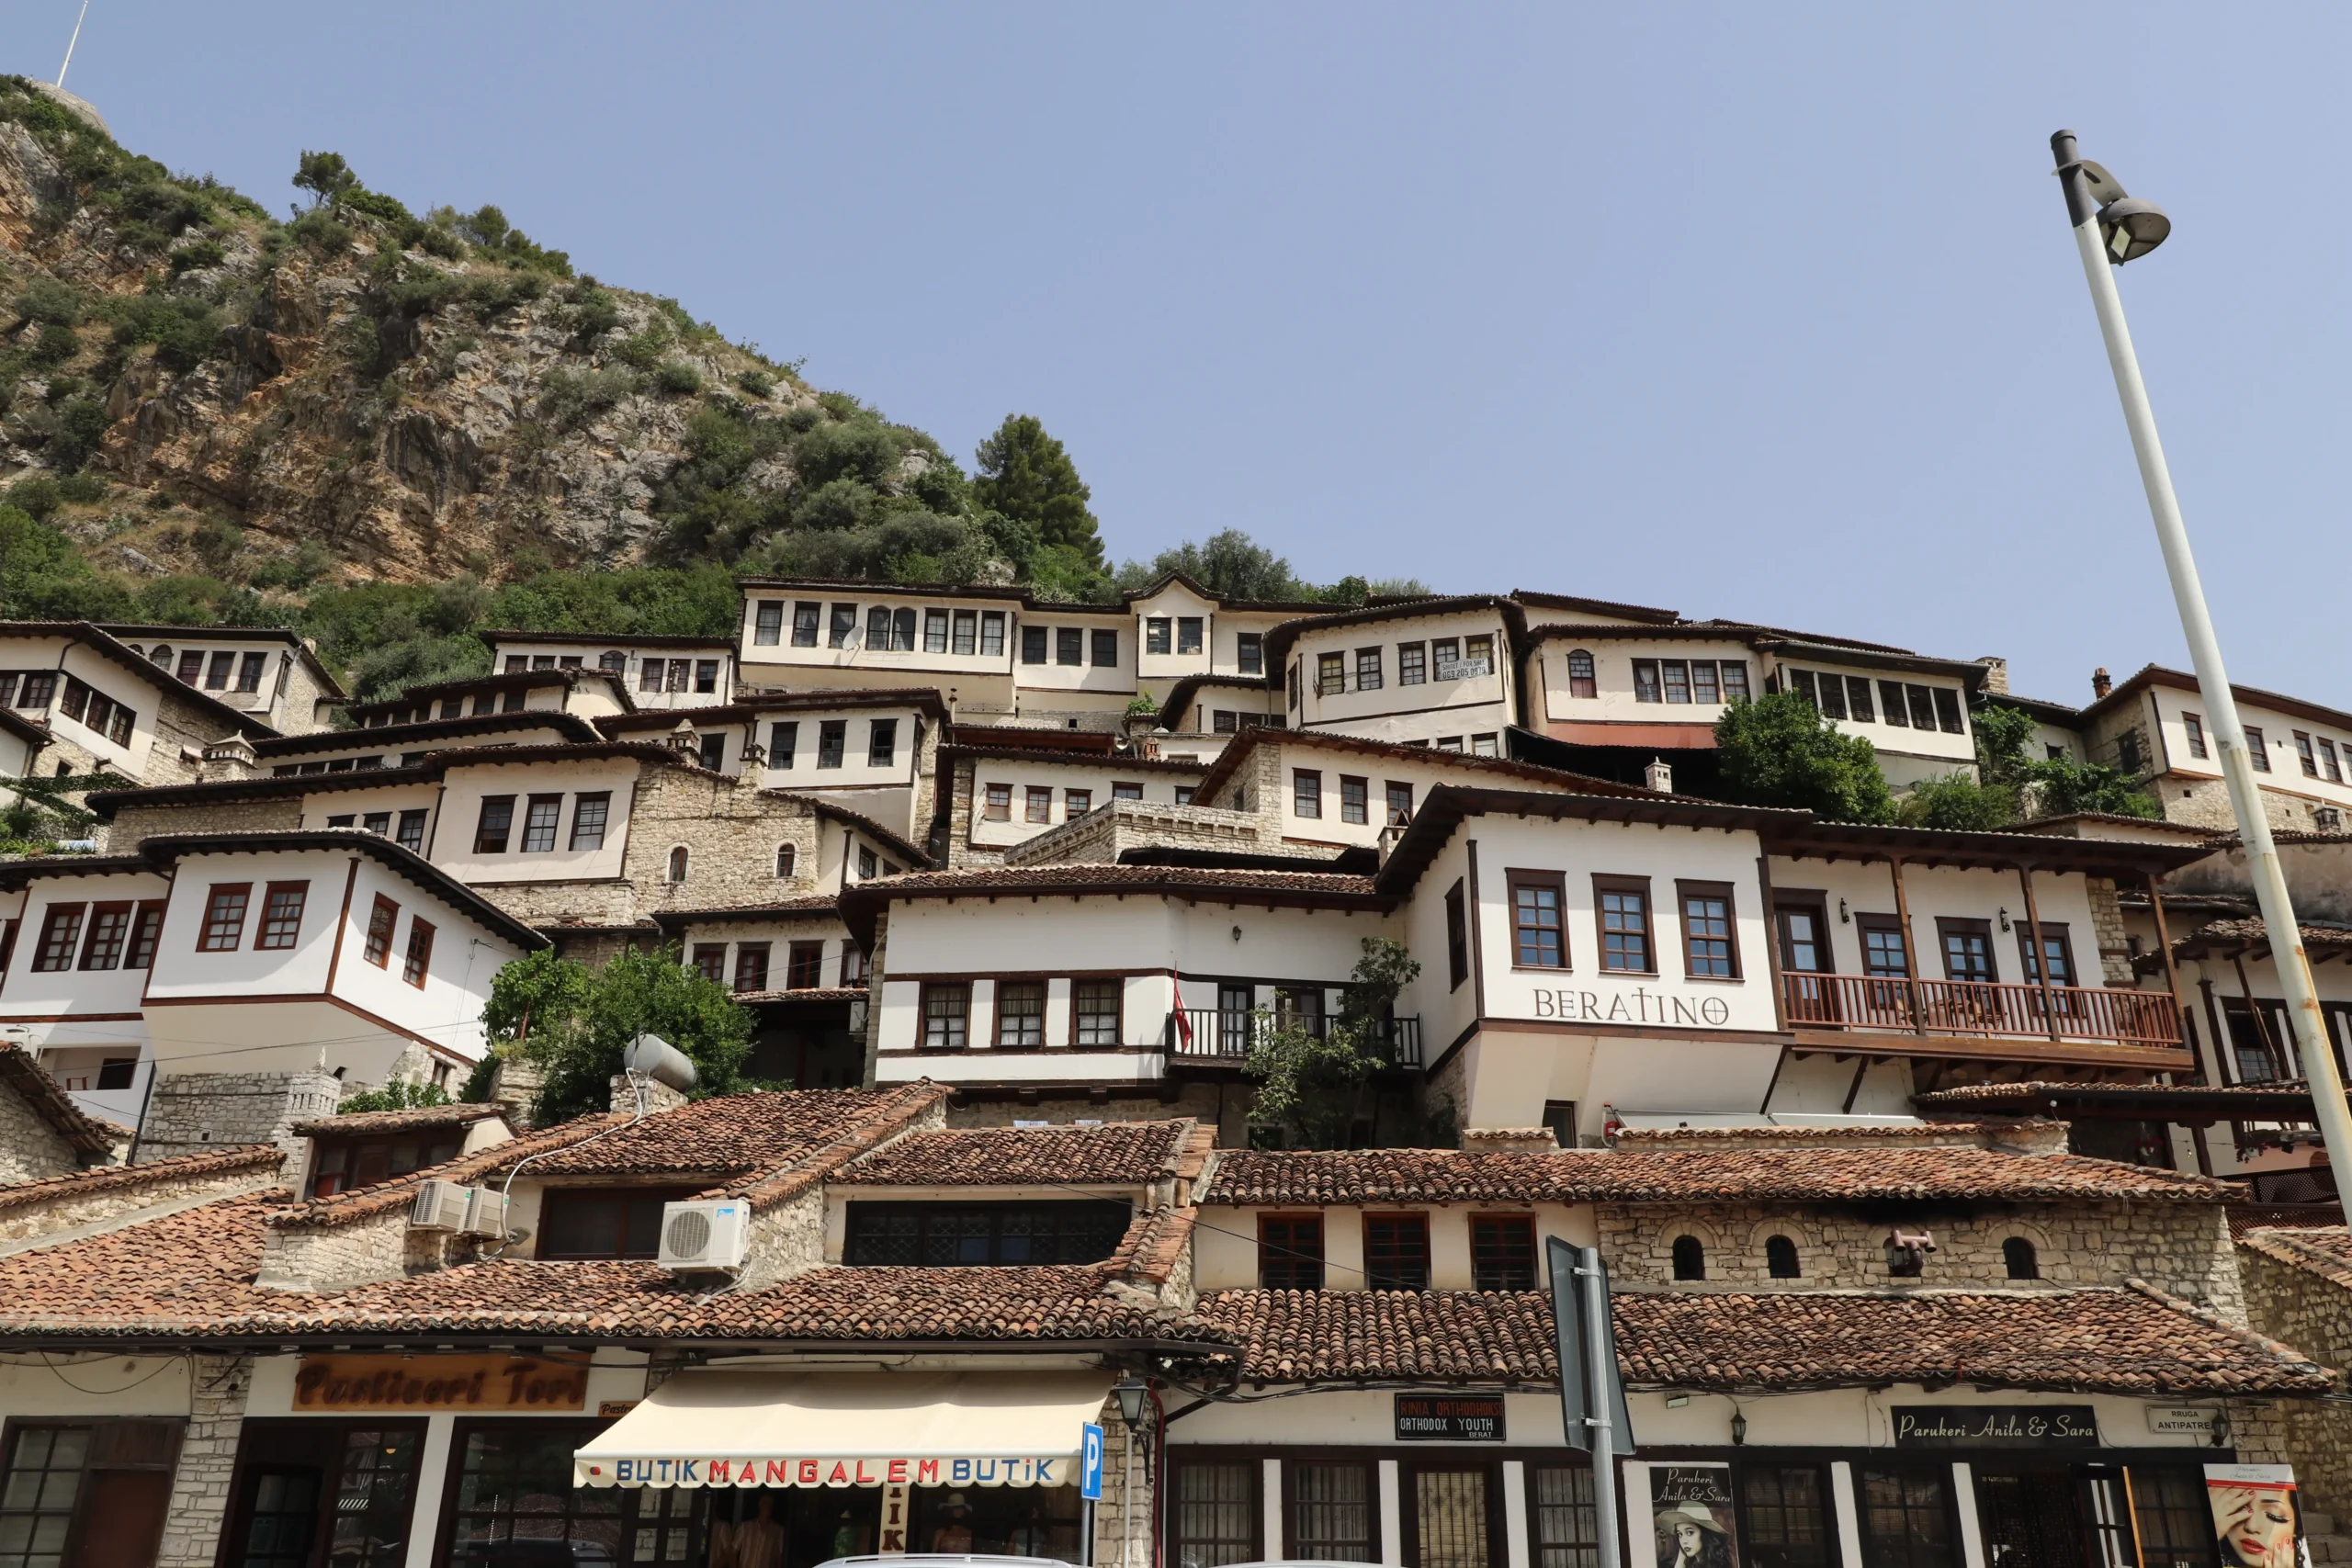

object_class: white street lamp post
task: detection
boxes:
[2051,129,2352,1204]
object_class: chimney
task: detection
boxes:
[2091,668,2112,700]
[201,734,259,782]
[665,717,699,756]
[1975,656,2009,695]
[1644,757,1674,793]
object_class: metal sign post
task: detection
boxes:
[1080,1423,1105,1566]
[1550,1237,1634,1568]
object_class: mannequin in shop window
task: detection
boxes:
[931,1494,976,1552]
[710,1493,786,1568]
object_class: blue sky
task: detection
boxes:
[14,4,2348,707]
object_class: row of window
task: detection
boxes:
[754,600,1015,657]
[0,673,138,746]
[764,716,903,771]
[471,792,611,854]
[1782,669,1966,734]
[917,978,1124,1049]
[1256,1210,1537,1292]
[320,808,430,850]
[1666,1232,2041,1281]
[276,755,398,775]
[122,643,273,694]
[1439,874,1744,987]
[2185,712,2352,784]
[306,1126,467,1198]
[1622,656,1753,705]
[358,893,438,986]
[689,938,866,993]
[979,779,1170,825]
[497,651,724,695]
[1291,636,1496,705]
[26,900,165,974]
[1293,772,1415,826]
[1207,710,1278,734]
[1794,905,2077,988]
[357,690,542,728]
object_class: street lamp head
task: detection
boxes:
[2050,130,2171,264]
[2098,196,2171,263]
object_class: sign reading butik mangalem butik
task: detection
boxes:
[1892,1406,2098,1448]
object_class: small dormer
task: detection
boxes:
[293,1102,514,1199]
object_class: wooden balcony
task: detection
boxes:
[1164,1010,1422,1069]
[1782,972,2185,1065]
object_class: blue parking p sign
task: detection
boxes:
[1080,1423,1105,1500]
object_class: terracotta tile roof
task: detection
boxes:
[1188,726,1651,811]
[2145,917,2352,967]
[717,1083,950,1212]
[514,1089,947,1201]
[1192,1290,1559,1382]
[289,1104,511,1138]
[838,863,1388,950]
[0,1145,282,1215]
[1611,1122,2065,1145]
[268,1112,630,1231]
[652,896,843,924]
[836,1122,1201,1188]
[2231,1206,2344,1241]
[729,987,869,1006]
[0,1044,123,1158]
[0,1191,298,1331]
[2238,1226,2352,1286]
[1198,1148,2229,1207]
[1113,1205,1196,1285]
[1611,1284,2334,1396]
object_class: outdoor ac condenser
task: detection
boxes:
[656,1199,750,1272]
[409,1179,470,1230]
[459,1186,509,1237]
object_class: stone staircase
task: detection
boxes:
[2303,1512,2352,1564]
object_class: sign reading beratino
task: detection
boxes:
[1529,987,1734,1027]
[1892,1406,2099,1448]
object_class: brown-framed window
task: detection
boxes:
[401,919,434,987]
[1815,670,1849,719]
[224,1417,426,1568]
[1356,649,1383,692]
[438,1418,647,1568]
[1290,1460,1377,1562]
[1294,769,1322,818]
[1530,1462,1600,1568]
[2129,1466,2217,1568]
[1317,653,1345,696]
[1385,781,1414,827]
[1026,786,1053,824]
[1114,781,1143,801]
[2322,737,2345,784]
[1074,977,1122,1046]
[1839,675,1872,720]
[396,808,428,852]
[1407,1462,1498,1568]
[1340,775,1368,825]
[75,902,131,971]
[1739,1463,1838,1568]
[1632,660,1662,703]
[1397,642,1427,685]
[2296,731,2320,777]
[1066,787,1093,818]
[2183,712,2208,758]
[691,943,727,984]
[732,942,771,993]
[1856,913,1908,978]
[997,980,1046,1047]
[1931,687,1964,734]
[31,905,84,972]
[984,783,1012,821]
[1857,1466,1959,1568]
[922,982,970,1048]
[1364,1213,1430,1291]
[2245,725,2271,771]
[122,903,164,970]
[363,896,399,967]
[1901,685,1937,730]
[256,882,309,951]
[1509,872,1567,969]
[786,941,823,988]
[840,942,868,986]
[1174,1460,1260,1568]
[198,884,251,952]
[1057,627,1084,666]
[1237,632,1263,674]
[539,1187,698,1258]
[1936,918,1996,984]
[1878,679,1909,728]
[3,1418,187,1568]
[1566,649,1596,698]
[1659,660,1691,704]
[1593,876,1653,974]
[1470,1213,1536,1291]
[566,791,610,852]
[472,795,514,854]
[2017,922,2076,987]
[306,1130,466,1197]
[1258,1213,1324,1289]
[1690,660,1723,704]
[1445,880,1469,990]
[520,794,563,852]
[1677,881,1739,978]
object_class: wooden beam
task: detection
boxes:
[2018,866,2063,1045]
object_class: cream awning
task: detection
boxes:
[575,1371,1111,1489]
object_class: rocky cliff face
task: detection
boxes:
[0,75,949,592]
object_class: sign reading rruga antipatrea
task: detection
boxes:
[295,1354,588,1412]
[576,1455,1069,1489]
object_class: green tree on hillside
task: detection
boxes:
[1714,692,1894,822]
[481,947,759,1124]
[973,414,1102,567]
[292,151,356,209]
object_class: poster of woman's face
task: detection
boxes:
[1652,1464,1740,1568]
[2208,1465,2305,1568]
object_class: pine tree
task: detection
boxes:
[972,414,1102,567]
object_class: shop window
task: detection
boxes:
[1291,1461,1376,1562]
[2003,1237,2039,1280]
[1471,1214,1536,1291]
[908,1479,1080,1559]
[842,1200,1132,1266]
[1741,1463,1835,1568]
[0,1420,186,1568]
[539,1188,699,1259]
[308,1133,465,1198]
[443,1421,628,1567]
[1175,1461,1259,1568]
[1412,1467,1490,1568]
[1671,1235,1705,1280]
[1859,1468,1956,1568]
[2130,1467,2220,1568]
[1531,1464,1598,1568]
[1766,1235,1801,1279]
[1259,1213,1325,1290]
[226,1421,423,1568]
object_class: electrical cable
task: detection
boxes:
[28,1349,186,1396]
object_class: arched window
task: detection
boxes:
[598,650,626,673]
[149,644,172,666]
[775,843,797,878]
[2004,1237,2039,1280]
[1765,1235,1800,1279]
[1566,649,1597,699]
[1671,1235,1705,1280]
[667,846,689,884]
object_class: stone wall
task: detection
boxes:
[1005,798,1305,868]
[2238,1239,2352,1519]
[1600,1198,2244,1315]
[737,1182,830,1290]
[136,1070,341,1164]
[104,795,303,852]
[2086,876,2135,986]
[628,765,827,917]
[1091,1399,1158,1568]
[944,755,987,868]
[254,1203,413,1292]
[156,1352,251,1568]
[944,1084,1230,1134]
[0,1149,282,1246]
[0,1077,83,1182]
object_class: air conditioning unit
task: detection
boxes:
[657,1200,750,1272]
[409,1179,470,1231]
[460,1186,509,1237]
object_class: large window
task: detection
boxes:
[1595,878,1653,973]
[568,791,610,852]
[1073,978,1122,1046]
[31,905,84,972]
[843,1201,1132,1265]
[1292,1461,1375,1562]
[256,882,308,950]
[1023,626,1049,665]
[1258,1213,1325,1290]
[1530,1465,1599,1568]
[539,1188,697,1258]
[443,1421,625,1568]
[228,1420,422,1568]
[472,795,514,854]
[922,982,970,1048]
[1510,873,1567,969]
[1679,883,1739,978]
[1,1420,185,1568]
[997,981,1046,1047]
[1858,1468,1955,1568]
[1364,1213,1431,1291]
[1471,1214,1536,1291]
[753,600,784,645]
[1741,1464,1836,1568]
[199,884,251,952]
[1176,1462,1258,1568]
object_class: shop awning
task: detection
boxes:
[575,1371,1111,1489]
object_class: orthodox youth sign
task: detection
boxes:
[1395,1394,1506,1441]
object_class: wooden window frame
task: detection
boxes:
[1676,879,1741,980]
[1401,1460,1505,1568]
[995,980,1046,1050]
[868,717,898,767]
[2016,920,2077,988]
[984,783,1012,822]
[32,903,85,972]
[1935,917,1997,984]
[1170,1456,1264,1565]
[363,895,399,967]
[472,795,514,855]
[1091,628,1120,667]
[1592,874,1656,976]
[1855,912,1909,978]
[1072,976,1124,1047]
[1146,617,1172,656]
[1256,1212,1325,1291]
[1445,880,1469,991]
[1397,642,1427,686]
[1565,649,1596,699]
[1632,659,1662,703]
[924,608,951,654]
[1285,1457,1381,1562]
[519,794,563,853]
[1065,787,1093,818]
[1317,653,1345,697]
[75,902,132,971]
[568,791,610,852]
[401,919,435,987]
[1056,627,1084,667]
[2296,731,2321,777]
[1876,679,1909,728]
[1339,775,1368,826]
[1363,1211,1431,1292]
[1470,1213,1537,1291]
[2245,725,2271,771]
[1508,870,1569,971]
[784,941,823,988]
[123,902,164,971]
[1237,632,1264,675]
[1293,769,1322,819]
[690,944,727,985]
[921,982,971,1049]
[1842,675,1873,721]
[1025,785,1054,825]
[1385,781,1414,828]
[732,942,771,994]
[2184,712,2208,758]
[2321,737,2345,784]
[1355,648,1383,692]
[198,884,252,953]
[537,1187,703,1260]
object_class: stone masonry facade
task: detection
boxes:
[136,1070,342,1165]
[0,1078,84,1182]
[2238,1236,2352,1521]
[156,1352,252,1568]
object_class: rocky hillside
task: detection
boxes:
[0,76,1076,607]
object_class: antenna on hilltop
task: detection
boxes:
[57,0,92,90]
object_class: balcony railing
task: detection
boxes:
[1781,972,2180,1048]
[1164,1010,1422,1068]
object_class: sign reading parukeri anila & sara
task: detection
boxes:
[1396,1394,1506,1441]
[295,1354,589,1413]
[1892,1406,2098,1449]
